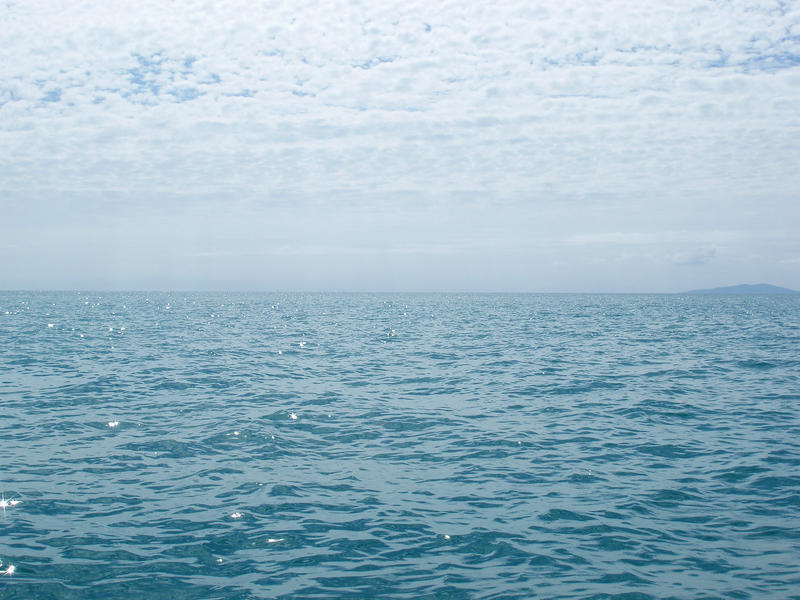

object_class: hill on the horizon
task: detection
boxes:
[684,283,799,295]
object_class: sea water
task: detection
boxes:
[0,292,798,599]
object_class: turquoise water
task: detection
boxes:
[1,292,799,599]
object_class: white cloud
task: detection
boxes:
[1,0,799,290]
[669,247,718,266]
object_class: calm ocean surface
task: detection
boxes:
[1,292,798,599]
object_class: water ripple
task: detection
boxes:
[1,292,798,599]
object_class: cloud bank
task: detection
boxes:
[1,0,799,290]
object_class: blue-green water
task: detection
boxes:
[1,292,799,599]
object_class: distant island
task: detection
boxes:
[683,283,799,295]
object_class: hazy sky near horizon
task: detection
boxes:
[2,0,799,292]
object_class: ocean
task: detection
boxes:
[1,292,798,599]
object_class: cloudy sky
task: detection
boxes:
[1,0,799,292]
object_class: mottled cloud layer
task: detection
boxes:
[2,0,799,290]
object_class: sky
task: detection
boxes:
[1,0,799,292]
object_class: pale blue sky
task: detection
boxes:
[1,0,799,291]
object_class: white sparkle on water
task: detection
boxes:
[0,494,18,512]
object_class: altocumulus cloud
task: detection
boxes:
[1,0,799,291]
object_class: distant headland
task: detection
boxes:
[683,283,799,295]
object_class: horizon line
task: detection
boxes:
[1,287,797,295]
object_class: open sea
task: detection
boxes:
[1,291,798,600]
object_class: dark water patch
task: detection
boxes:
[539,509,594,522]
[636,444,703,459]
[736,359,778,370]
